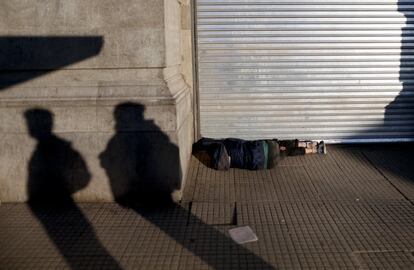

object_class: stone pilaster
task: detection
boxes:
[0,0,194,202]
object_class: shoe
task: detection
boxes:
[317,141,327,154]
[309,141,318,148]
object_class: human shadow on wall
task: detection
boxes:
[365,0,414,192]
[344,1,414,195]
[25,108,121,270]
[341,0,414,142]
[99,102,273,270]
[99,102,182,206]
[383,0,414,140]
[0,36,103,91]
[369,1,414,183]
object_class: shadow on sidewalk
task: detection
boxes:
[99,102,274,269]
[25,108,121,270]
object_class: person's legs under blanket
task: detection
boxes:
[223,138,266,170]
[278,140,304,156]
[193,138,230,170]
[194,138,266,170]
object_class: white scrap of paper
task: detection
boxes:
[228,226,258,244]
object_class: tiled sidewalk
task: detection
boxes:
[1,145,414,269]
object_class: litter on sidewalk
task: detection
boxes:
[228,226,258,244]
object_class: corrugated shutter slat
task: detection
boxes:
[196,0,414,142]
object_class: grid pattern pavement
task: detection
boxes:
[1,145,414,269]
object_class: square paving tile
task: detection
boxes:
[58,255,122,270]
[286,223,349,253]
[353,250,414,270]
[242,224,297,254]
[68,226,134,257]
[178,254,241,270]
[120,255,181,270]
[324,202,384,224]
[181,157,200,202]
[336,223,407,251]
[238,202,285,225]
[280,202,334,224]
[189,202,235,225]
[294,252,358,270]
[329,148,386,181]
[193,179,235,203]
[271,167,320,202]
[123,226,185,256]
[233,169,273,182]
[0,256,64,270]
[235,181,279,202]
[364,150,414,200]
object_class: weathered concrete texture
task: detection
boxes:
[180,0,194,89]
[0,0,194,202]
[0,0,165,68]
[0,93,187,134]
[0,69,168,99]
[0,89,193,202]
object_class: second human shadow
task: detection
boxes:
[99,102,274,270]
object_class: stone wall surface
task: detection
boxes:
[0,0,165,68]
[0,0,194,202]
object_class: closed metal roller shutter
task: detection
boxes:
[196,0,414,142]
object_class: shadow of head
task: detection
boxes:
[114,102,145,131]
[24,108,53,140]
[100,102,182,207]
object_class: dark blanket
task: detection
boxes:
[193,138,281,170]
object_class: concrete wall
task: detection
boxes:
[0,0,194,202]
